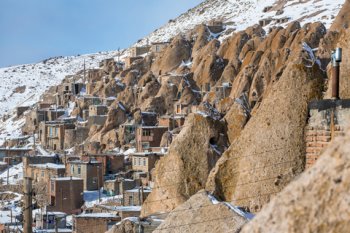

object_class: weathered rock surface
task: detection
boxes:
[106,219,138,233]
[153,190,250,233]
[206,62,325,213]
[330,0,350,31]
[141,113,227,216]
[151,35,192,75]
[241,127,350,233]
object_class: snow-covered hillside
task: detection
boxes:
[137,0,344,45]
[0,51,120,117]
[0,51,121,144]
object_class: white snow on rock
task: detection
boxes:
[207,193,254,220]
[136,0,344,46]
[0,162,24,185]
[0,52,119,117]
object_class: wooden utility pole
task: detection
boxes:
[141,186,145,204]
[83,59,86,81]
[97,166,101,203]
[33,134,36,156]
[70,176,74,212]
[6,163,9,185]
[55,216,58,233]
[23,177,33,233]
[4,137,9,185]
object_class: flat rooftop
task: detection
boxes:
[30,163,65,169]
[308,99,350,111]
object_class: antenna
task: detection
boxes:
[118,47,120,63]
[83,59,86,81]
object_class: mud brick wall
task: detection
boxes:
[306,100,350,169]
[305,125,344,169]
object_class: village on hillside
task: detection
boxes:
[0,21,235,233]
[1,0,350,232]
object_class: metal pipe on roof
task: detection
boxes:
[331,48,342,99]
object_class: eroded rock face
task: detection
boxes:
[224,98,250,144]
[106,220,138,233]
[151,35,192,75]
[330,0,350,31]
[101,106,128,134]
[153,190,249,233]
[206,62,325,213]
[192,39,225,86]
[241,128,350,233]
[141,113,227,216]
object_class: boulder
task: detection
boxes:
[153,190,250,233]
[330,0,350,31]
[100,107,127,134]
[106,219,138,233]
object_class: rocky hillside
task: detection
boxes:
[136,0,344,45]
[0,0,345,146]
[0,51,120,144]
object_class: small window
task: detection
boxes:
[77,166,81,175]
[51,181,55,192]
[142,142,150,149]
[142,129,151,137]
[143,158,146,166]
[92,177,98,184]
[138,158,141,166]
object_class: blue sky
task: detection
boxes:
[0,0,202,68]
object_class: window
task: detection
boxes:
[92,177,98,184]
[143,158,146,166]
[142,129,151,137]
[133,158,137,166]
[138,158,141,166]
[176,105,181,114]
[49,127,53,137]
[142,142,150,149]
[77,166,81,175]
[51,181,55,192]
[55,128,58,136]
[129,196,133,206]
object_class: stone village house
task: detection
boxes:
[67,160,103,191]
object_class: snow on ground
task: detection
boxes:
[0,115,26,146]
[83,189,122,208]
[0,51,120,118]
[0,163,23,185]
[136,0,344,46]
[0,192,23,224]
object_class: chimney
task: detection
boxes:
[331,48,342,99]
